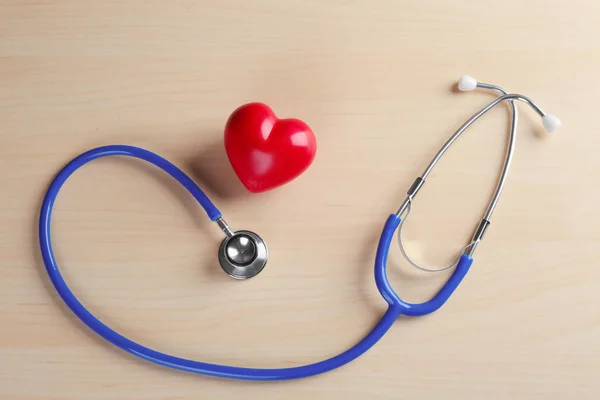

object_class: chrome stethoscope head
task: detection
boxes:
[215,217,268,279]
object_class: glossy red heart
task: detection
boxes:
[224,102,317,193]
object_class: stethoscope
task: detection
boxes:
[39,76,560,381]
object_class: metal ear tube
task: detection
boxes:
[396,76,560,272]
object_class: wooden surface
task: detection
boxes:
[1,1,599,399]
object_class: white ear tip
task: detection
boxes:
[542,114,561,133]
[458,75,477,91]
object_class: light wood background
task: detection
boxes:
[1,1,599,399]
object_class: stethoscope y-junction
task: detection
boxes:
[38,76,560,381]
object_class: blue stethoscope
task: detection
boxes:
[39,76,560,381]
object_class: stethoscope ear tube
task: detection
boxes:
[393,80,559,274]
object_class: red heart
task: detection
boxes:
[224,102,317,193]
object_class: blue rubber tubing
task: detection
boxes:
[38,145,473,381]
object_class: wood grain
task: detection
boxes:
[1,1,599,399]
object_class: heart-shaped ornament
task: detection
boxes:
[224,102,317,193]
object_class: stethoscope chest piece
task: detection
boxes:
[218,230,268,279]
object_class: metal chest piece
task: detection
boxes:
[218,228,268,279]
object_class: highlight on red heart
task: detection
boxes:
[224,102,317,193]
